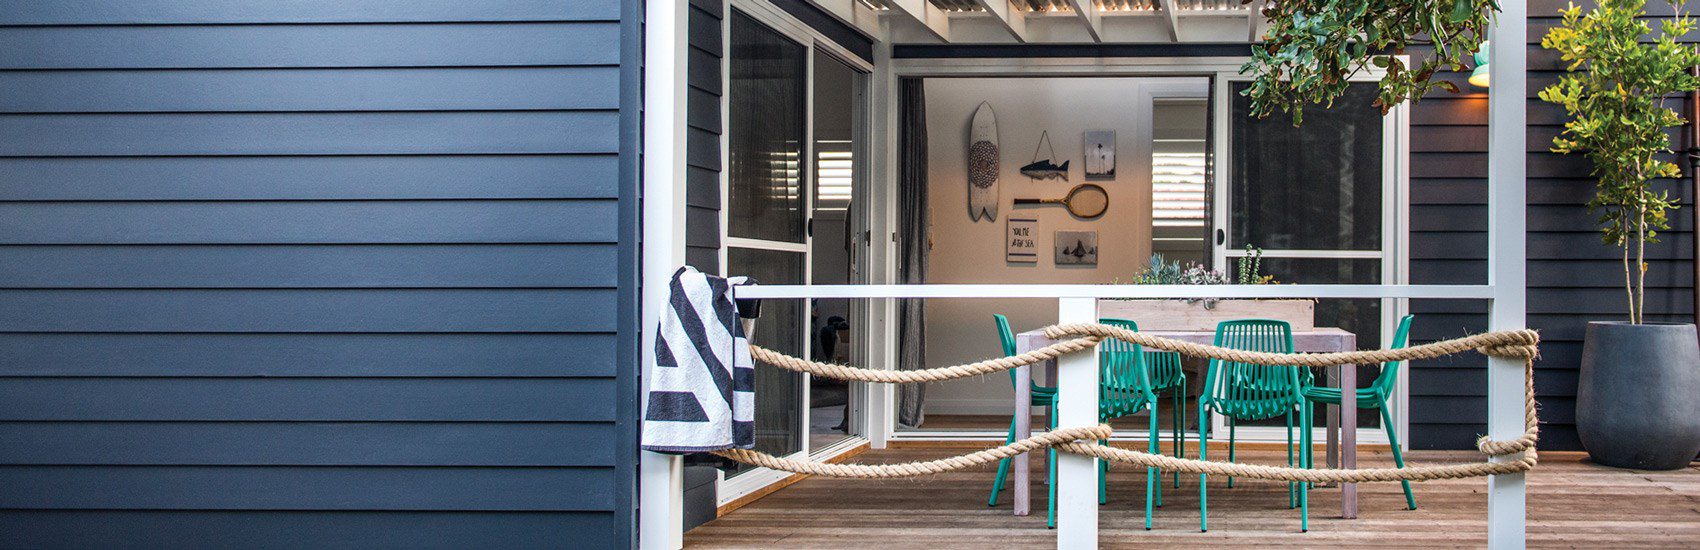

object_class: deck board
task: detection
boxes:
[687,447,1700,548]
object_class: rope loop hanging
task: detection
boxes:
[712,323,1541,483]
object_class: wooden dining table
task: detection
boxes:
[1011,327,1362,519]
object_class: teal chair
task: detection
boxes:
[1301,314,1418,510]
[1143,348,1187,487]
[1197,319,1310,533]
[1098,318,1169,530]
[986,315,1164,529]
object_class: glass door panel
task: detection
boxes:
[1218,80,1394,432]
[728,11,808,245]
[725,11,809,476]
[1228,82,1383,252]
[727,247,806,463]
[807,50,866,451]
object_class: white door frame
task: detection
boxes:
[715,0,876,507]
[1208,69,1412,448]
[877,59,1409,446]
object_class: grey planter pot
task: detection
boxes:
[1576,322,1700,470]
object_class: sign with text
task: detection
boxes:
[1007,217,1038,263]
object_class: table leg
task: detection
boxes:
[1045,359,1058,487]
[1014,362,1030,517]
[1341,363,1358,519]
[1325,368,1339,487]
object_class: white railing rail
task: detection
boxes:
[733,284,1494,300]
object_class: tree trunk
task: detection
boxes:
[1623,215,1637,324]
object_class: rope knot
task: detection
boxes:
[1478,344,1538,361]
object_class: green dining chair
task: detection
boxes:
[987,315,1166,529]
[1144,348,1187,487]
[1197,319,1310,532]
[1098,318,1168,530]
[1301,314,1418,510]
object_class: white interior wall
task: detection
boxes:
[919,77,1160,416]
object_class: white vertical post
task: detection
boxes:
[640,0,690,548]
[1485,1,1528,548]
[1055,297,1099,549]
[866,27,895,449]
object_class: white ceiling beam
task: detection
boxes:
[1157,0,1181,42]
[887,0,951,42]
[1247,2,1265,41]
[973,0,1028,43]
[1060,0,1103,42]
[807,0,886,39]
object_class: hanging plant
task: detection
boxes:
[1538,0,1700,324]
[1240,0,1499,124]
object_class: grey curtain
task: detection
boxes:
[896,78,928,429]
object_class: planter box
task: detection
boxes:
[1098,298,1316,332]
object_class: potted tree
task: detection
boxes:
[1541,0,1700,470]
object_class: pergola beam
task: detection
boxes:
[808,0,886,38]
[1060,0,1103,42]
[887,0,951,42]
[1248,5,1263,41]
[1158,0,1182,41]
[974,0,1029,42]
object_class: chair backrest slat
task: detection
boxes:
[1099,318,1157,414]
[1204,319,1299,419]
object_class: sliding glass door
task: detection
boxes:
[1214,78,1404,436]
[723,7,870,483]
[725,10,809,474]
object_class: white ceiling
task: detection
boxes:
[834,0,1269,44]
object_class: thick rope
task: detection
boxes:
[722,323,1540,482]
[748,335,1102,384]
[712,425,1112,478]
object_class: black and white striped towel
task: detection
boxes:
[641,266,756,453]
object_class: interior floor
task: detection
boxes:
[685,447,1700,548]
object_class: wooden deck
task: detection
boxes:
[686,446,1700,548]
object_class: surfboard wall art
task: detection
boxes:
[968,101,999,222]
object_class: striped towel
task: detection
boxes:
[642,266,756,453]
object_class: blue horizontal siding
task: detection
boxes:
[0,155,618,200]
[0,333,616,378]
[0,112,618,156]
[0,244,617,288]
[0,1,619,25]
[0,289,615,332]
[685,1,722,275]
[0,23,620,69]
[0,201,617,244]
[0,422,616,466]
[0,68,620,113]
[0,3,640,545]
[0,378,616,422]
[0,466,614,510]
[0,511,615,550]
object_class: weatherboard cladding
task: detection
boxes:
[1403,0,1696,450]
[687,0,726,274]
[0,1,640,548]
